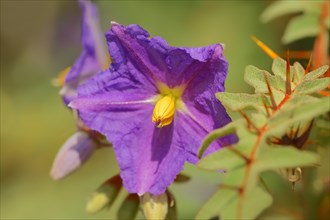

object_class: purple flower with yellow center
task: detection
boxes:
[59,0,110,104]
[51,0,110,180]
[70,22,236,195]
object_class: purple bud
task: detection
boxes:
[50,131,96,180]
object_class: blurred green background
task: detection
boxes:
[0,0,297,219]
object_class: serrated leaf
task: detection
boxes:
[216,92,264,112]
[245,65,286,104]
[198,120,239,158]
[195,188,238,220]
[303,65,329,81]
[295,78,330,95]
[254,147,319,172]
[282,13,320,44]
[260,0,321,23]
[220,186,273,220]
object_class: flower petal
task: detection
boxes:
[70,65,158,112]
[165,44,221,87]
[179,44,237,161]
[61,0,108,104]
[77,105,187,195]
[106,23,170,85]
[50,131,97,180]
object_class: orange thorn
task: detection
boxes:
[263,72,277,110]
[305,54,313,75]
[251,36,280,59]
[286,50,292,95]
[239,110,260,133]
[319,90,330,96]
[261,95,270,117]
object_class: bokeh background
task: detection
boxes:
[1,0,322,219]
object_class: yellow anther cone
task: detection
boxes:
[152,95,176,128]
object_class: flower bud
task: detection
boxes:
[50,131,96,180]
[86,175,122,214]
[117,194,140,220]
[141,192,168,220]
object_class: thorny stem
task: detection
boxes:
[263,72,277,110]
[239,110,260,134]
[237,64,314,219]
[227,147,251,163]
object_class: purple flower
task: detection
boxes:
[51,0,110,180]
[60,0,110,104]
[70,22,236,195]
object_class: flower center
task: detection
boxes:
[152,95,176,128]
[151,82,187,128]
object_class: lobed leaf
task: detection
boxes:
[245,65,286,93]
[196,57,329,220]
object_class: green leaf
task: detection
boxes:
[198,120,239,158]
[292,62,305,84]
[303,65,329,81]
[245,64,286,104]
[216,92,264,112]
[282,14,320,44]
[295,78,330,95]
[260,0,321,23]
[220,186,273,220]
[266,97,330,137]
[254,147,319,172]
[198,146,247,171]
[272,58,293,81]
[195,188,238,220]
[245,65,286,93]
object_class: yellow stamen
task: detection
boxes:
[53,67,71,87]
[251,36,280,59]
[152,95,176,128]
